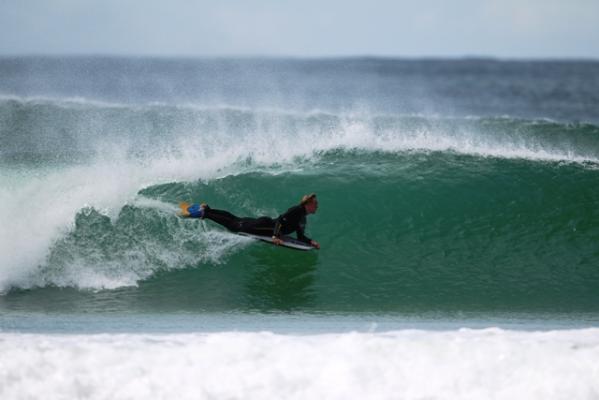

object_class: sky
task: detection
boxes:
[1,0,598,59]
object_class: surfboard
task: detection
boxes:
[237,232,314,251]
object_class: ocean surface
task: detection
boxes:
[1,56,599,399]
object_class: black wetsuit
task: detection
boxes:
[203,205,313,244]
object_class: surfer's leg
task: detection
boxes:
[203,208,243,232]
[238,217,276,236]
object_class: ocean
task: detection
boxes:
[1,56,599,399]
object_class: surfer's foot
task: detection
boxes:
[188,203,206,218]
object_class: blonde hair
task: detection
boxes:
[300,193,317,205]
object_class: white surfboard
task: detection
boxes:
[237,232,314,251]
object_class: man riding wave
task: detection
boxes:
[180,193,320,249]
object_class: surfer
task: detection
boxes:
[182,193,320,249]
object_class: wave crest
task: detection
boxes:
[2,96,599,165]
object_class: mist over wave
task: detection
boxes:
[2,96,599,164]
[2,57,599,121]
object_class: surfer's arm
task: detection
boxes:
[297,227,319,248]
[273,206,301,238]
[272,216,287,245]
[296,227,312,245]
[273,219,283,239]
[272,206,311,244]
[273,206,318,247]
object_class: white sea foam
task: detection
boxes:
[0,328,598,400]
[0,154,248,292]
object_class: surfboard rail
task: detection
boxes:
[237,232,314,251]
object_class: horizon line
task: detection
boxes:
[1,53,599,63]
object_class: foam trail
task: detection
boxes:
[35,227,249,291]
[0,328,598,400]
[131,197,180,214]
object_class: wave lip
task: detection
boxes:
[1,328,598,400]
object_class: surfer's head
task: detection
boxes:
[301,193,318,214]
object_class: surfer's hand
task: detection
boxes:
[311,240,320,249]
[272,237,284,246]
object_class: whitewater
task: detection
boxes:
[1,329,599,400]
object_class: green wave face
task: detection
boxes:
[10,151,597,314]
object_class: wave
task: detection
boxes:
[3,155,599,312]
[2,97,599,312]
